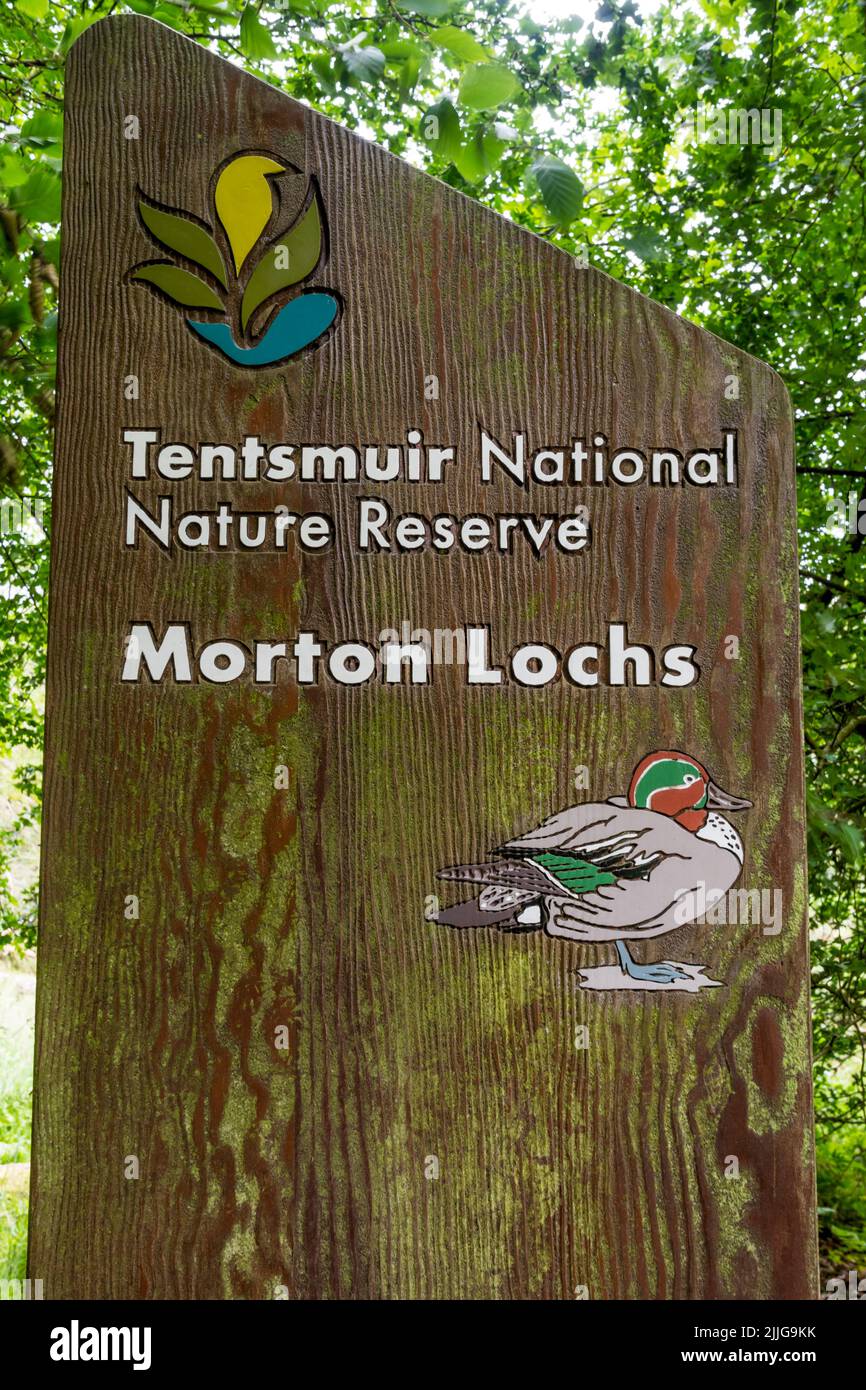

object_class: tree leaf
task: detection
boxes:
[310,53,336,94]
[834,819,864,867]
[242,191,323,330]
[239,5,278,62]
[397,0,451,15]
[130,263,225,311]
[379,40,423,60]
[341,44,386,85]
[16,0,49,19]
[60,13,99,54]
[431,26,489,65]
[20,111,63,148]
[420,98,462,164]
[480,126,507,171]
[530,155,584,225]
[624,228,667,262]
[453,139,486,184]
[458,62,521,111]
[138,197,228,287]
[453,128,506,183]
[9,166,61,223]
[398,55,422,95]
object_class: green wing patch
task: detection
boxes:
[532,852,617,896]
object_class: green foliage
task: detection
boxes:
[0,1085,29,1165]
[239,4,278,61]
[0,1189,27,1286]
[817,1127,866,1265]
[530,154,584,226]
[458,60,521,109]
[422,97,462,163]
[0,0,864,1197]
[0,961,34,1287]
[432,24,489,64]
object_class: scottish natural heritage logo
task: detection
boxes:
[436,750,753,992]
[128,151,341,368]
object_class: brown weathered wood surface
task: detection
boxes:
[30,14,818,1299]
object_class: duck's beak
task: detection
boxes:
[706,779,752,812]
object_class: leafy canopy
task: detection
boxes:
[0,0,864,1144]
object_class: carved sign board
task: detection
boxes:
[32,14,818,1299]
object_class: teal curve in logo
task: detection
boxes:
[127,151,341,368]
[188,292,339,366]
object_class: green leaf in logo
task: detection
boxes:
[138,197,228,288]
[130,263,225,311]
[241,191,323,331]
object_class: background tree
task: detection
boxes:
[0,0,863,1266]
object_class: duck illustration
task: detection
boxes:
[435,750,752,990]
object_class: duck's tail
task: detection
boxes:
[435,897,526,930]
[435,861,544,931]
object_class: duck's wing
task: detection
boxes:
[496,800,638,856]
[440,805,670,903]
[494,803,704,914]
[498,802,664,878]
[533,807,715,931]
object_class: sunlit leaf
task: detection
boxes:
[453,128,505,183]
[20,112,63,148]
[397,0,451,15]
[453,138,486,184]
[624,228,667,261]
[239,5,278,61]
[432,26,489,65]
[16,0,48,19]
[398,54,422,95]
[420,97,461,164]
[60,14,100,54]
[458,62,520,110]
[9,166,61,223]
[341,44,386,85]
[530,155,584,225]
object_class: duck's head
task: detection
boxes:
[628,750,751,832]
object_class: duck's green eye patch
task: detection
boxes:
[632,756,698,807]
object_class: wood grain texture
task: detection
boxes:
[30,14,818,1299]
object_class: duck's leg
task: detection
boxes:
[614,939,689,984]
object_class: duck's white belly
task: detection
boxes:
[697,813,743,863]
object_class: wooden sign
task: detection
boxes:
[32,14,818,1299]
